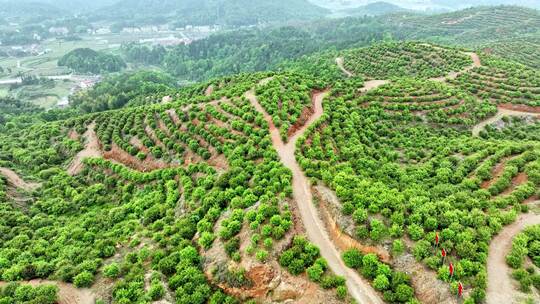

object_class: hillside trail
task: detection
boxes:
[246,82,387,304]
[0,280,95,304]
[0,167,40,191]
[472,108,540,136]
[67,122,102,175]
[335,57,354,77]
[486,212,540,304]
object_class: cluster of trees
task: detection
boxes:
[121,43,167,66]
[123,17,391,81]
[280,236,348,299]
[0,283,58,304]
[70,70,176,113]
[482,38,540,69]
[506,224,540,293]
[392,6,540,45]
[93,0,328,28]
[342,42,472,79]
[449,55,540,107]
[58,48,126,74]
[0,97,41,128]
[343,249,415,303]
[256,72,320,141]
[0,121,80,175]
[295,71,540,303]
[361,78,496,126]
[480,117,540,141]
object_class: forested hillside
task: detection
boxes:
[1,3,540,304]
[93,0,328,27]
[1,38,540,304]
[120,6,540,82]
[58,48,126,74]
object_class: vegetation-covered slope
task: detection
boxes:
[341,42,472,79]
[58,48,126,74]
[94,0,329,27]
[1,36,540,304]
[481,38,540,69]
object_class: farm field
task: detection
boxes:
[1,39,540,304]
[1,3,540,304]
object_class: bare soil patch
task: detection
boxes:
[67,123,102,175]
[499,103,540,114]
[0,280,95,304]
[314,185,390,263]
[472,106,540,136]
[103,142,167,172]
[0,167,40,191]
[205,85,214,97]
[480,157,509,189]
[336,57,354,77]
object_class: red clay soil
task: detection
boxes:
[205,85,214,97]
[246,85,385,304]
[317,191,391,263]
[67,122,102,176]
[499,103,540,114]
[103,142,168,172]
[214,265,275,300]
[481,159,508,189]
[166,109,181,125]
[287,92,319,139]
[501,172,528,196]
[68,129,79,140]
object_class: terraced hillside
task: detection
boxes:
[1,41,540,304]
[340,42,473,80]
[482,38,540,69]
[394,6,540,44]
[449,55,540,108]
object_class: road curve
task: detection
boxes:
[486,212,540,304]
[336,57,354,78]
[471,108,540,137]
[246,85,386,304]
[0,167,40,191]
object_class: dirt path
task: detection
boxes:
[0,280,95,304]
[486,212,540,304]
[430,51,482,82]
[472,108,540,136]
[67,122,102,175]
[0,167,40,191]
[246,83,387,304]
[335,57,354,78]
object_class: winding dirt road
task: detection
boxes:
[246,84,387,304]
[67,122,102,175]
[0,167,40,191]
[472,108,540,136]
[335,57,354,78]
[486,212,540,304]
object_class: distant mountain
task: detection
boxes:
[433,0,540,10]
[344,1,411,16]
[310,0,540,11]
[0,1,67,22]
[92,0,329,27]
[1,0,117,14]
